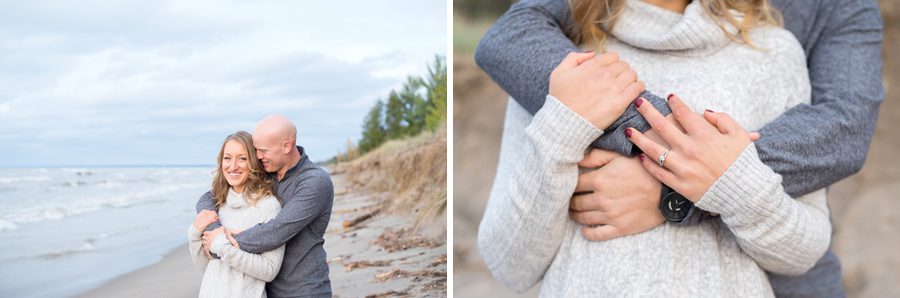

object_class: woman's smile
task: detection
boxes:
[222,139,250,192]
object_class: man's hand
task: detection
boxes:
[570,149,665,241]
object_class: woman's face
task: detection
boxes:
[222,139,250,190]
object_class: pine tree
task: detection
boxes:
[399,76,426,135]
[359,99,386,153]
[384,90,406,139]
[424,55,447,131]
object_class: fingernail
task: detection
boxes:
[639,154,645,162]
[634,97,644,108]
[625,128,633,138]
[667,94,674,101]
[705,109,714,113]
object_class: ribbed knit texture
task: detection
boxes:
[189,189,284,298]
[478,0,831,296]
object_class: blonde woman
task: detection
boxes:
[478,0,833,296]
[189,131,284,297]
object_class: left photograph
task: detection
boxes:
[0,1,447,297]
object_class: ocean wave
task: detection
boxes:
[0,219,18,231]
[0,176,51,184]
[61,181,90,187]
[36,241,96,260]
[0,182,207,230]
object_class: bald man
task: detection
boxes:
[197,115,335,297]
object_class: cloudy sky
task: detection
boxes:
[0,0,447,167]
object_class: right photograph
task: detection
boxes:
[453,0,900,297]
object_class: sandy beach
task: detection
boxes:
[80,172,446,297]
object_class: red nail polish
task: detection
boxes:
[634,98,644,108]
[625,128,633,138]
[667,94,674,101]
[705,109,714,113]
[639,154,645,162]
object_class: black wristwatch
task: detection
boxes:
[658,184,694,223]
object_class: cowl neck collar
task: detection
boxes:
[606,0,738,55]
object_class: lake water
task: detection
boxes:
[0,167,212,297]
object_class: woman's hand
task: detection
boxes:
[226,229,243,249]
[625,94,757,202]
[193,210,219,232]
[549,51,645,130]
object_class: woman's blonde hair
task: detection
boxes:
[566,0,783,50]
[212,131,278,208]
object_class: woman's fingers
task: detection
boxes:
[634,98,687,147]
[627,127,685,175]
[749,132,761,141]
[558,51,597,70]
[703,110,747,136]
[579,149,620,168]
[594,51,620,66]
[622,81,645,102]
[638,153,680,188]
[667,94,713,135]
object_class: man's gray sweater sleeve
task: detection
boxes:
[233,174,334,254]
[474,0,671,156]
[474,0,884,198]
[755,0,884,195]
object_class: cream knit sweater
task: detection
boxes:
[478,0,831,296]
[188,188,284,298]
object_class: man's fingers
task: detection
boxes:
[570,210,610,226]
[570,192,600,211]
[580,225,622,241]
[579,149,620,168]
[575,170,598,193]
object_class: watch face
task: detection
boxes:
[660,192,692,222]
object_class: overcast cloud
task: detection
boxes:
[0,0,447,166]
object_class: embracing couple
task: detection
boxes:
[477,0,882,296]
[187,115,334,298]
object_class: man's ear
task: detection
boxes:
[282,140,292,154]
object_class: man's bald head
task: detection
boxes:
[252,115,299,175]
[255,115,297,146]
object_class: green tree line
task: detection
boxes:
[357,55,447,154]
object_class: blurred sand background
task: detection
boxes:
[452,1,900,297]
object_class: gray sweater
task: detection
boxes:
[478,1,831,296]
[197,147,334,298]
[475,0,884,296]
